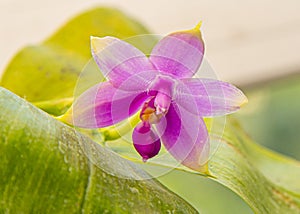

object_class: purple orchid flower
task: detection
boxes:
[70,23,247,171]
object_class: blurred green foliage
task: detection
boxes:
[0,7,151,103]
[237,76,300,161]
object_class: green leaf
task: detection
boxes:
[102,117,300,213]
[206,119,300,213]
[158,170,253,213]
[0,87,197,213]
[0,7,154,112]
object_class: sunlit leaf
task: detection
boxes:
[0,87,197,213]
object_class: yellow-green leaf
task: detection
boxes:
[0,87,197,213]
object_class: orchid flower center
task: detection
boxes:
[133,76,174,162]
[140,75,174,124]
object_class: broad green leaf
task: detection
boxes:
[33,97,74,117]
[0,87,197,213]
[101,116,300,213]
[206,119,300,213]
[158,170,253,213]
[0,8,154,110]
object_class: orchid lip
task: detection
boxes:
[133,122,161,161]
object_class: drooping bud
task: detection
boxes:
[132,122,161,161]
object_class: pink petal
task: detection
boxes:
[149,26,204,78]
[117,70,159,92]
[91,36,156,89]
[133,122,161,161]
[174,78,248,117]
[71,82,149,128]
[156,102,209,171]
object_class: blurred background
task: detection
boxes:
[1,0,300,213]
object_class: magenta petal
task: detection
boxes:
[149,27,204,78]
[174,78,248,117]
[133,122,161,161]
[156,103,209,170]
[91,36,156,88]
[71,82,149,128]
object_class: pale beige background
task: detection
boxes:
[1,0,300,85]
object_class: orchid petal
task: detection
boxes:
[133,122,161,161]
[156,102,209,171]
[117,70,159,92]
[91,36,156,88]
[149,25,204,78]
[174,78,248,117]
[71,82,149,128]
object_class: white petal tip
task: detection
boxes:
[90,35,100,44]
[90,36,117,54]
[239,95,248,107]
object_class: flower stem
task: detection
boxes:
[101,112,140,141]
